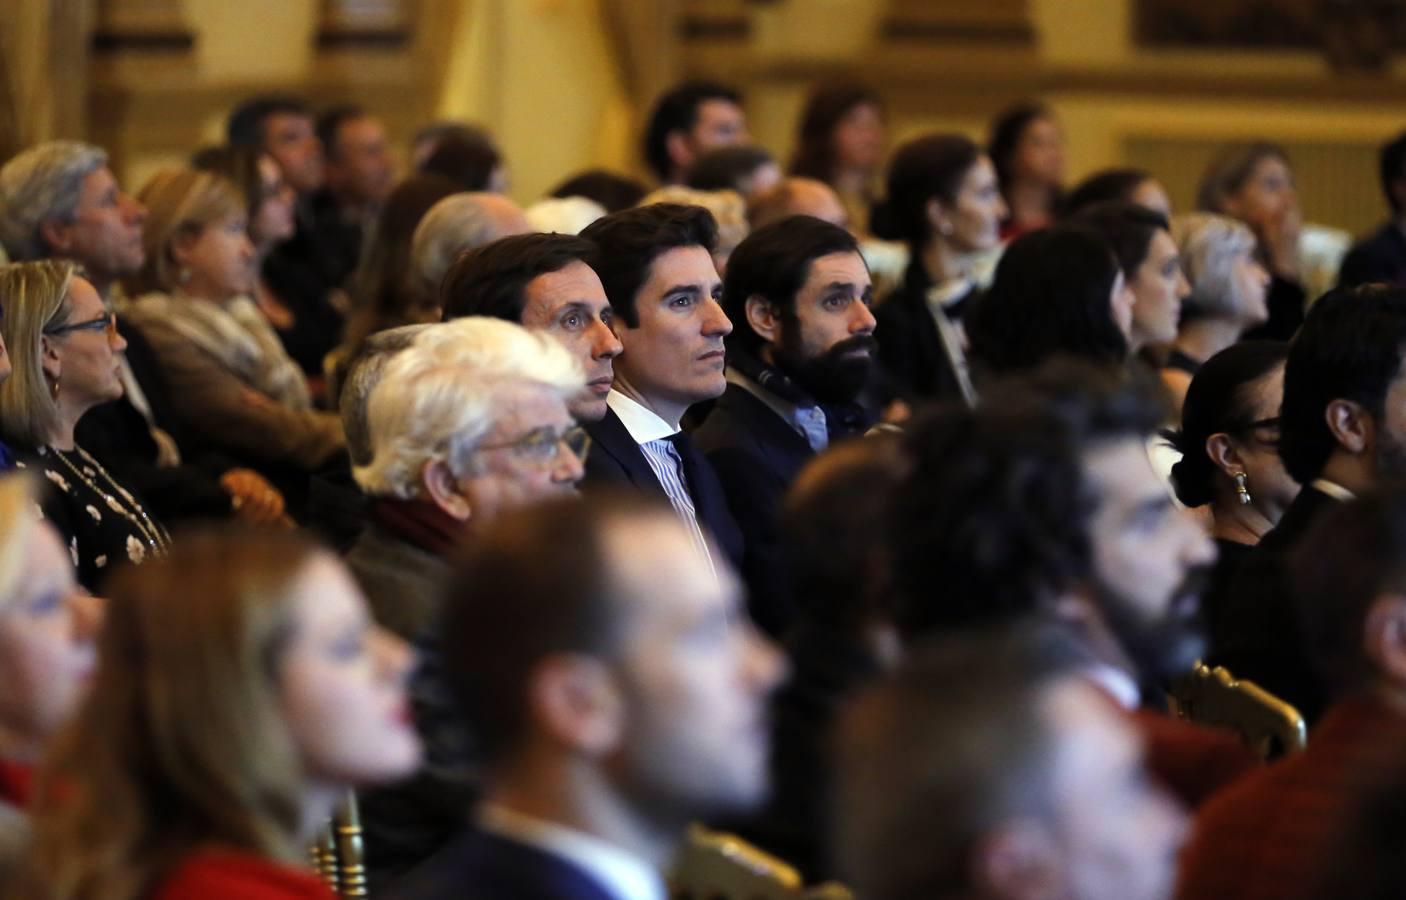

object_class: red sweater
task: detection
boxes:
[0,759,34,808]
[152,850,336,900]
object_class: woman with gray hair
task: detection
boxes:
[1160,212,1271,414]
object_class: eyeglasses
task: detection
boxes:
[477,425,591,465]
[44,311,117,339]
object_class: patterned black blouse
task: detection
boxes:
[15,444,170,591]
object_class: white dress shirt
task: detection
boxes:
[478,804,667,900]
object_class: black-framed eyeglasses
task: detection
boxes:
[44,311,117,339]
[478,425,591,465]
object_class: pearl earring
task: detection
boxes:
[1233,471,1252,505]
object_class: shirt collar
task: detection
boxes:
[1310,478,1356,503]
[924,278,973,317]
[607,390,678,444]
[1084,663,1141,710]
[727,368,828,453]
[478,804,667,900]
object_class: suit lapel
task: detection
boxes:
[583,408,668,499]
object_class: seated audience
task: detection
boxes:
[420,134,507,194]
[734,434,907,879]
[890,361,1255,807]
[0,261,171,589]
[351,319,587,887]
[747,177,848,230]
[549,168,648,213]
[391,492,785,900]
[576,203,743,568]
[1,140,283,523]
[686,145,781,199]
[966,225,1134,382]
[643,80,748,185]
[1164,341,1296,638]
[1073,201,1190,353]
[226,95,347,375]
[349,317,586,639]
[872,133,1006,406]
[789,82,886,235]
[988,101,1065,239]
[121,167,345,484]
[637,186,748,275]
[13,528,421,900]
[440,233,621,423]
[1062,166,1173,218]
[0,476,100,881]
[834,623,1186,900]
[1196,142,1306,341]
[1214,284,1406,724]
[1178,487,1406,900]
[1160,213,1271,413]
[1337,130,1406,289]
[409,192,532,303]
[330,173,461,394]
[695,215,879,635]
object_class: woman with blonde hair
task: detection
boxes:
[0,260,170,589]
[0,474,100,882]
[121,168,344,497]
[14,528,421,900]
[638,186,748,276]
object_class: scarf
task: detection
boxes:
[123,292,312,410]
[371,496,467,558]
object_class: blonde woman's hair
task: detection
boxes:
[640,186,749,256]
[124,167,244,297]
[354,317,584,498]
[0,474,38,612]
[17,529,323,900]
[0,260,76,448]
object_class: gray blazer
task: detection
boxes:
[345,523,452,641]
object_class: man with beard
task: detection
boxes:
[889,360,1255,809]
[1214,283,1406,725]
[695,215,878,636]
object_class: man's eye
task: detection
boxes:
[562,314,582,329]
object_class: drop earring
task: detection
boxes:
[1233,471,1252,505]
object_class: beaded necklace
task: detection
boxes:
[46,445,171,557]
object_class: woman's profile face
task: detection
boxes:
[251,155,296,251]
[942,155,1007,253]
[1013,116,1066,187]
[0,523,101,745]
[277,554,421,788]
[1230,248,1271,325]
[44,276,127,411]
[1227,364,1298,516]
[174,212,255,303]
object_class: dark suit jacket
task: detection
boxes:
[873,260,969,405]
[389,827,621,900]
[693,384,817,636]
[1210,485,1340,725]
[1175,694,1406,900]
[582,407,744,569]
[1337,221,1406,290]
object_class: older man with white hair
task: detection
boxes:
[348,316,587,639]
[352,315,589,889]
[410,192,532,303]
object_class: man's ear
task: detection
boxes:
[421,459,471,522]
[528,655,623,757]
[38,219,75,256]
[971,820,1064,900]
[744,294,782,345]
[665,130,694,177]
[1205,433,1244,480]
[1363,594,1406,684]
[1325,398,1372,457]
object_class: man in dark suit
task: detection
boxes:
[440,232,622,424]
[889,361,1255,808]
[576,203,743,569]
[1213,284,1406,724]
[693,215,878,636]
[1337,132,1406,290]
[1177,488,1406,900]
[391,493,785,900]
